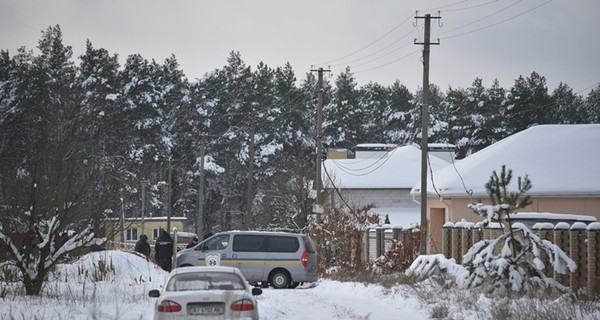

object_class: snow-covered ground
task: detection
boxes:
[0,250,597,319]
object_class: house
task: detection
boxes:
[411,124,600,253]
[104,216,187,246]
[322,144,452,228]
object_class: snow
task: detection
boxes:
[1,250,598,319]
[413,124,600,197]
[323,145,450,189]
[0,250,429,319]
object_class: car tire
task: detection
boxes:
[270,270,290,289]
[288,282,300,289]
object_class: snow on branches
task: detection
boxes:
[463,165,575,292]
[408,165,577,294]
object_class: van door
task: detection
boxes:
[196,233,233,267]
[231,234,267,281]
[265,235,302,280]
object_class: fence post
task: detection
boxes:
[587,222,600,297]
[472,222,484,245]
[569,222,587,292]
[532,222,554,276]
[442,222,454,259]
[363,229,369,264]
[553,222,570,287]
[451,221,464,264]
[376,227,384,258]
[461,222,475,258]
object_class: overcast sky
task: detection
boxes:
[1,0,599,94]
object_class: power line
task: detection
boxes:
[314,13,414,66]
[443,0,501,13]
[434,0,524,38]
[441,0,553,40]
[328,147,398,177]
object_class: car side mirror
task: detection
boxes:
[251,288,262,296]
[148,289,160,298]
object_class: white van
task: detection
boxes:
[175,230,318,289]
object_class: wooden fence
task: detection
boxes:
[363,227,420,264]
[442,221,600,296]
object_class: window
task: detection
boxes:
[267,236,299,253]
[201,234,230,251]
[126,228,138,241]
[233,235,266,252]
[153,228,160,240]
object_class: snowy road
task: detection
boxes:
[256,280,428,320]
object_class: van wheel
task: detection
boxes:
[288,282,300,289]
[270,270,291,289]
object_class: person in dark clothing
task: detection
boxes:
[134,234,151,257]
[186,236,199,249]
[154,229,173,271]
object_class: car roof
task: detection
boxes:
[214,230,305,237]
[170,266,242,276]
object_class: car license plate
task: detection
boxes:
[187,303,225,315]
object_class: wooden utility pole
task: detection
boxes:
[196,142,206,238]
[141,183,146,236]
[311,67,330,220]
[246,111,256,227]
[415,13,440,254]
[167,161,172,232]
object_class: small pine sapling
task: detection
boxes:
[462,165,576,292]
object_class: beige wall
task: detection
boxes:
[105,218,186,244]
[426,196,600,253]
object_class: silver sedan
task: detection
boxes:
[148,266,262,320]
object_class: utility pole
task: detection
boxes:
[167,161,172,233]
[311,67,330,221]
[246,111,256,227]
[197,142,206,238]
[141,183,146,236]
[414,13,440,254]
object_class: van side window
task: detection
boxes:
[201,234,230,251]
[267,236,299,252]
[232,235,267,252]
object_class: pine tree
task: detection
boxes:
[384,81,414,144]
[325,67,362,149]
[505,72,551,135]
[464,165,576,292]
[550,82,585,124]
[585,85,600,123]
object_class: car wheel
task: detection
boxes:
[270,270,290,289]
[288,282,300,289]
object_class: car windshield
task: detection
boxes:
[166,272,246,291]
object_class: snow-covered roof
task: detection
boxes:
[413,124,600,197]
[323,145,450,189]
[368,207,420,229]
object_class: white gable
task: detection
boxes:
[323,145,451,189]
[413,124,600,197]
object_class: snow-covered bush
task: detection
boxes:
[369,236,420,274]
[306,205,379,275]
